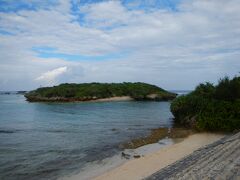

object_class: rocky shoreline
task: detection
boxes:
[121,127,195,149]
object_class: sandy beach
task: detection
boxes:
[88,96,133,102]
[65,133,224,180]
[94,133,224,180]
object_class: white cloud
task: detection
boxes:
[0,0,240,90]
[35,66,68,85]
[80,1,130,28]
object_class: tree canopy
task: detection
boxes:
[25,82,176,102]
[171,76,240,132]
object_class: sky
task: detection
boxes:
[0,0,239,91]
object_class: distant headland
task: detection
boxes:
[24,82,177,102]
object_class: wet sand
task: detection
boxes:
[94,133,224,180]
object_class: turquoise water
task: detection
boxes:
[0,94,174,180]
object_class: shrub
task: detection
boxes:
[171,75,240,132]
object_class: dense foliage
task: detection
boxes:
[25,82,176,102]
[171,76,240,132]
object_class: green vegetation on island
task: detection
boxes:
[25,82,176,102]
[171,76,240,132]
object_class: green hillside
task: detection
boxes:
[25,82,176,102]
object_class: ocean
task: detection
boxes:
[0,93,177,180]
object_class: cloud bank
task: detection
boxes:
[0,0,239,90]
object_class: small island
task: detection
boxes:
[24,82,177,102]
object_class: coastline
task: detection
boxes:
[25,96,135,103]
[87,96,133,102]
[24,95,176,103]
[64,132,224,180]
[94,133,224,180]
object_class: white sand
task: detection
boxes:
[64,133,224,180]
[94,133,224,180]
[62,138,174,180]
[88,96,133,102]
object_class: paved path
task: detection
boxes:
[146,132,240,180]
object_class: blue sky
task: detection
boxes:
[0,0,59,12]
[0,0,181,14]
[0,0,239,90]
[0,0,181,61]
[32,46,129,61]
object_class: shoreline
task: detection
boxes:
[121,127,195,149]
[87,96,133,102]
[62,137,178,180]
[26,96,135,103]
[94,133,224,180]
[63,132,224,180]
[25,94,176,103]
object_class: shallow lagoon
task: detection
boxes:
[0,94,174,180]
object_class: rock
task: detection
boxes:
[133,155,141,159]
[121,152,131,159]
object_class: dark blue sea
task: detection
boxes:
[0,93,177,180]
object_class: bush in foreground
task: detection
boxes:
[171,76,240,132]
